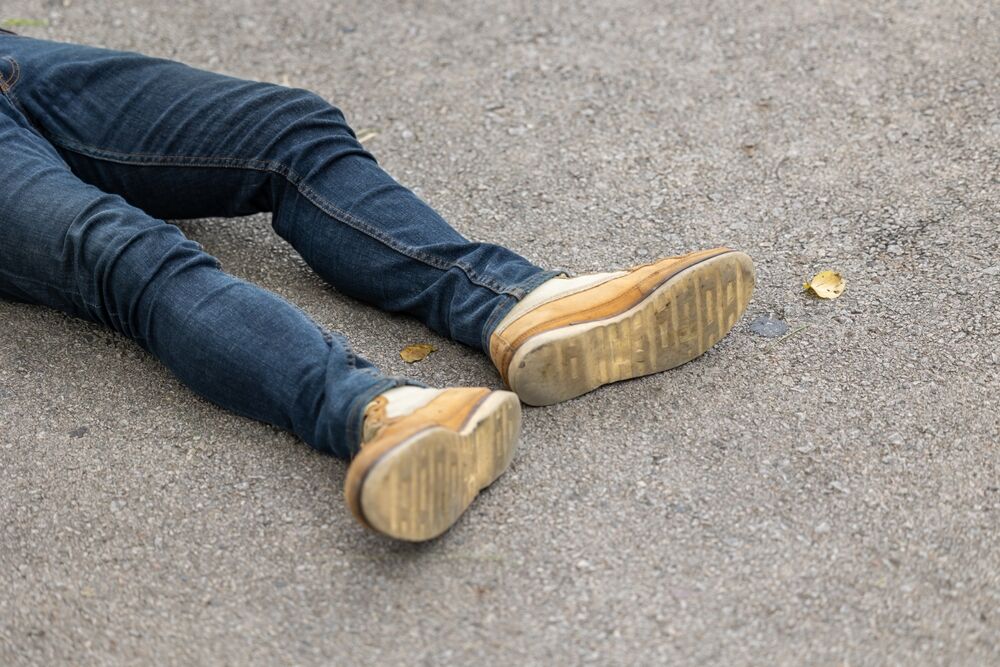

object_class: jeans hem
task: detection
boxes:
[479,268,565,354]
[340,374,426,459]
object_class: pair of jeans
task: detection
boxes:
[0,34,559,458]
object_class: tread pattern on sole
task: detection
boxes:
[509,252,754,405]
[359,393,521,542]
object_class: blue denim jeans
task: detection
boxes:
[0,34,558,458]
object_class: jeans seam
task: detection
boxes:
[38,133,522,297]
[1,58,31,120]
[336,329,358,368]
[0,56,20,92]
[294,180,517,296]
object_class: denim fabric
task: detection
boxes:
[0,34,558,457]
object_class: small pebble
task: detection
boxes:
[749,315,789,338]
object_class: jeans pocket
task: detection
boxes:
[0,56,19,93]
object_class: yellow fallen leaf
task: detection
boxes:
[400,343,435,363]
[355,128,379,144]
[803,270,846,299]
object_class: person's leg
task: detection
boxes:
[1,47,523,541]
[0,83,407,459]
[0,34,561,354]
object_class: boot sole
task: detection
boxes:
[354,391,521,541]
[507,251,755,406]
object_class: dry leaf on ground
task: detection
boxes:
[803,270,846,299]
[400,343,435,363]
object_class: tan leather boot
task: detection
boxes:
[489,248,755,406]
[344,386,521,541]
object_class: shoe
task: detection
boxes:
[489,247,755,406]
[344,386,521,541]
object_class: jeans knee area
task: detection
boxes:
[64,208,220,340]
[246,85,372,176]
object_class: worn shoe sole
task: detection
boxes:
[507,251,755,406]
[345,391,521,542]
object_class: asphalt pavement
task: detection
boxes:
[1,1,998,664]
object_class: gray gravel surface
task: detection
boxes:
[2,1,998,664]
